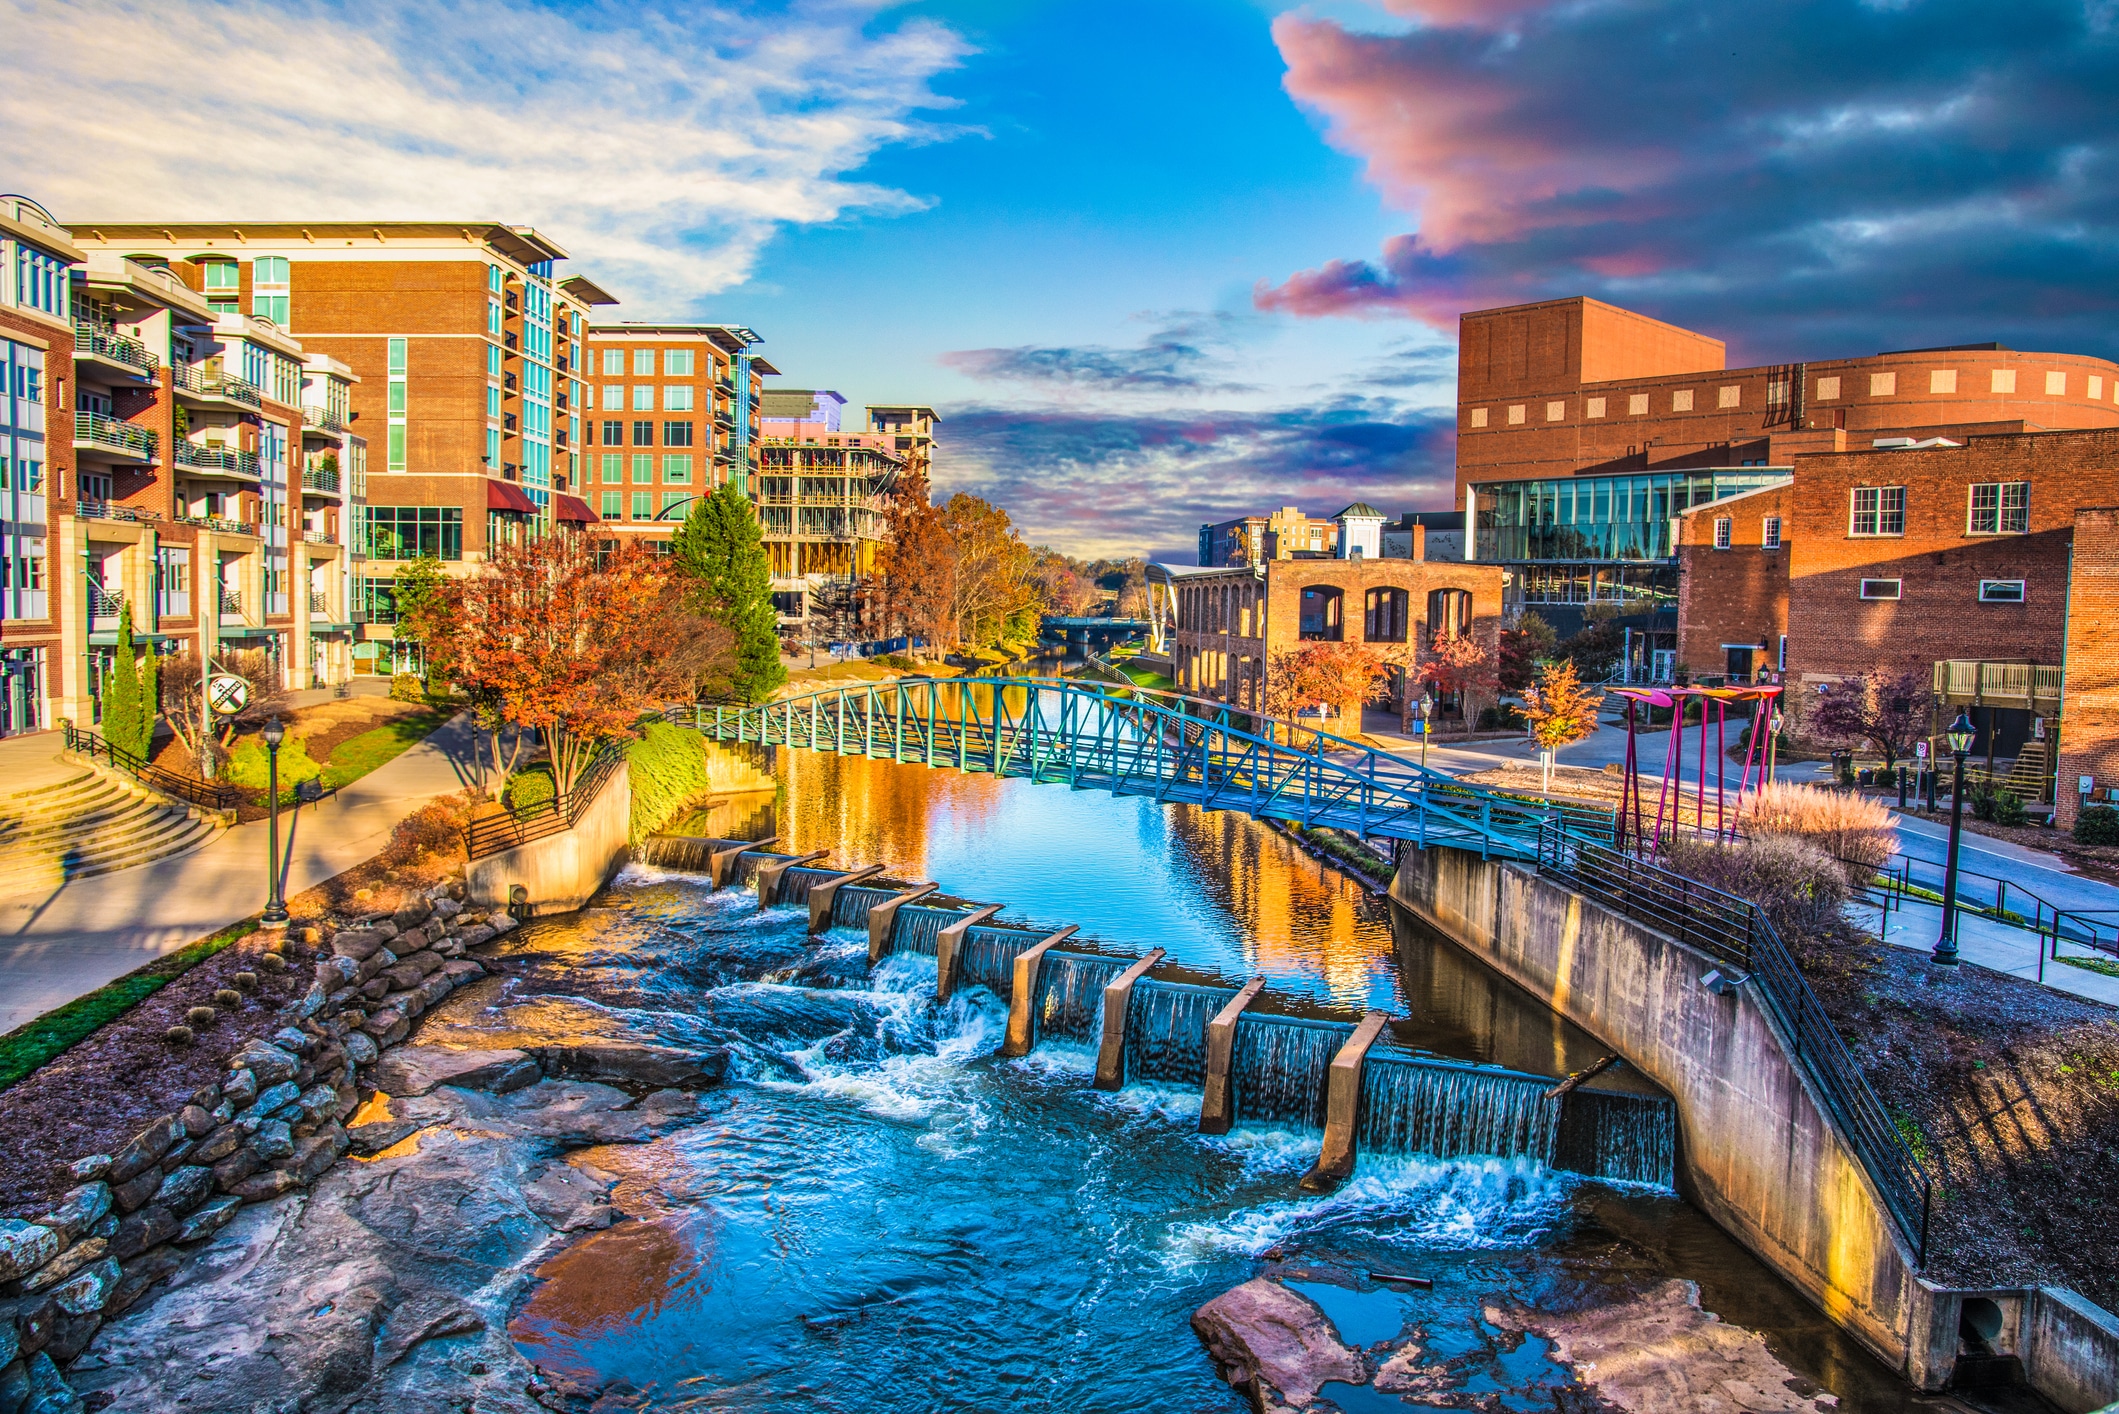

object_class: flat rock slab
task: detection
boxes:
[1193,1277,1367,1408]
[372,1045,541,1098]
[526,1042,728,1092]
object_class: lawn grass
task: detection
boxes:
[2058,954,2119,980]
[0,918,258,1092]
[318,707,454,790]
[1119,666,1178,692]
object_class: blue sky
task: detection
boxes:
[11,0,2119,560]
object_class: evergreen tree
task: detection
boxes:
[102,604,142,755]
[670,483,785,702]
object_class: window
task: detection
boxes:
[601,491,622,518]
[1870,372,1896,396]
[664,349,694,376]
[201,259,239,292]
[253,256,287,282]
[601,454,622,483]
[1979,579,2026,603]
[488,343,502,376]
[662,455,692,484]
[364,506,462,560]
[602,384,623,410]
[1672,390,1694,412]
[664,385,694,412]
[1850,486,1905,536]
[1469,408,1487,428]
[489,265,504,293]
[593,419,618,446]
[631,491,652,519]
[663,421,693,447]
[387,338,407,374]
[1628,393,1648,415]
[1992,368,2016,393]
[387,382,406,414]
[1506,405,1525,425]
[1718,385,1740,408]
[1359,588,1407,642]
[1298,586,1344,642]
[632,420,655,446]
[2092,376,2106,401]
[488,301,502,336]
[632,385,654,411]
[662,492,689,515]
[1817,376,1840,400]
[386,424,405,472]
[631,454,654,482]
[251,294,289,324]
[1762,516,1782,549]
[1859,578,1902,600]
[2045,371,2067,395]
[603,349,624,376]
[1967,481,2030,535]
[486,385,501,420]
[485,427,499,466]
[1713,517,1732,549]
[1545,401,1564,421]
[1426,587,1472,642]
[1586,398,1606,418]
[1930,369,1957,394]
[11,246,66,317]
[633,349,655,376]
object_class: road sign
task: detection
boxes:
[208,674,250,717]
[1914,741,1929,759]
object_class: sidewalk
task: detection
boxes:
[1851,893,2119,1006]
[0,712,481,1032]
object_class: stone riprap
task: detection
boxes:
[0,888,540,1409]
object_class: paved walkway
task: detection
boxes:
[0,713,481,1033]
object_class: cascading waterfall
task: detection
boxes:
[1554,1089,1678,1187]
[1355,1052,1562,1164]
[729,852,763,887]
[1031,952,1128,1044]
[831,885,899,929]
[633,835,723,871]
[1124,981,1234,1087]
[1230,1015,1348,1129]
[889,905,958,958]
[958,926,1034,997]
[777,868,836,905]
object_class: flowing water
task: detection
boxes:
[417,746,1936,1411]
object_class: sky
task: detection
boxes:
[8,0,2119,561]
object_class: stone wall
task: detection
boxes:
[0,891,516,1407]
[467,759,632,915]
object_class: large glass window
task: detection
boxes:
[1967,481,2029,535]
[1472,469,1786,563]
[663,420,693,447]
[364,506,461,560]
[1298,586,1343,642]
[603,348,625,376]
[664,349,694,376]
[1851,486,1906,537]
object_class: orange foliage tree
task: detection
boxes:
[1415,633,1501,735]
[1263,641,1411,740]
[411,534,727,796]
[1520,658,1601,787]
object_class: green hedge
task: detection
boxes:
[504,765,556,811]
[628,720,714,844]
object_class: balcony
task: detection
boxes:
[175,513,259,537]
[218,586,245,620]
[1932,660,2063,710]
[74,498,162,526]
[88,584,125,629]
[173,441,262,478]
[73,411,158,462]
[303,404,351,435]
[171,365,264,410]
[302,528,336,546]
[301,465,341,494]
[308,591,330,614]
[504,413,518,433]
[74,321,160,381]
[504,373,518,393]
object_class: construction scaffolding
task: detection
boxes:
[756,435,904,631]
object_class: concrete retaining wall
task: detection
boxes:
[467,762,632,915]
[2028,1288,2119,1414]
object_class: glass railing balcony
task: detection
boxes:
[74,411,158,460]
[302,466,341,493]
[74,322,160,378]
[174,441,262,477]
[303,405,351,434]
[171,365,264,409]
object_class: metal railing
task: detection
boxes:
[302,465,340,493]
[174,441,262,477]
[302,529,336,545]
[308,591,330,614]
[61,721,240,811]
[87,584,125,617]
[464,743,626,860]
[1539,825,1932,1263]
[74,321,160,377]
[302,405,350,435]
[74,499,161,525]
[171,365,264,409]
[74,411,158,459]
[218,586,244,614]
[175,513,259,536]
[1933,660,2063,707]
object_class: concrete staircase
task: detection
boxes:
[0,766,224,897]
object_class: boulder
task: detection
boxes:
[34,1184,111,1244]
[456,924,497,948]
[391,898,433,930]
[221,1068,259,1108]
[192,1125,244,1165]
[110,1166,163,1215]
[210,1150,260,1192]
[64,1156,110,1182]
[178,1104,217,1138]
[293,1085,342,1124]
[373,1047,542,1098]
[343,1032,379,1066]
[242,1081,302,1125]
[316,955,360,987]
[360,1007,407,1040]
[106,1117,178,1186]
[153,1167,216,1217]
[106,1247,185,1319]
[273,1027,316,1055]
[249,1122,295,1162]
[346,1121,421,1157]
[431,897,463,919]
[21,1350,81,1411]
[172,1196,243,1245]
[42,1310,100,1364]
[232,1042,300,1088]
[1191,1279,1367,1408]
[47,1259,121,1318]
[413,974,455,1010]
[528,1043,729,1092]
[106,1207,177,1263]
[278,1127,349,1183]
[331,929,388,962]
[19,1238,106,1294]
[230,1170,299,1203]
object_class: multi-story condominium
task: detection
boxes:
[580,322,774,545]
[865,404,938,482]
[754,428,905,630]
[67,221,609,676]
[760,388,846,432]
[1,195,365,734]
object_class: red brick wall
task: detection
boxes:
[2057,507,2119,827]
[1676,485,1790,677]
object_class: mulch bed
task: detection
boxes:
[0,850,463,1220]
[149,697,449,823]
[1794,924,2119,1306]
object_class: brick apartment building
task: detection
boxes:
[2,196,367,730]
[580,322,773,545]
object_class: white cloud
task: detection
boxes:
[1,0,966,307]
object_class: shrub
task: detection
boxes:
[1477,703,1526,731]
[389,672,426,703]
[503,766,556,812]
[1873,766,1896,788]
[2075,805,2119,845]
[1738,782,1897,873]
[1662,832,1852,936]
[1993,790,2026,827]
[224,732,323,792]
[874,653,918,670]
[381,794,471,869]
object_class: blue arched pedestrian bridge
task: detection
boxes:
[668,677,1613,860]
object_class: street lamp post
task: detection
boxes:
[1767,709,1784,782]
[1416,691,1433,772]
[261,715,289,925]
[1933,710,1977,966]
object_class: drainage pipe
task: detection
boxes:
[755,850,829,907]
[935,904,1003,1002]
[807,864,886,935]
[867,883,938,964]
[1299,1010,1388,1193]
[1092,949,1167,1091]
[1001,926,1079,1057]
[1197,977,1267,1136]
[710,835,777,890]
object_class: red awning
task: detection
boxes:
[486,480,539,514]
[553,493,597,523]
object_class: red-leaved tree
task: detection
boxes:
[1806,667,1935,771]
[1263,641,1410,741]
[1416,634,1501,735]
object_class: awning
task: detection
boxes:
[487,480,539,514]
[553,493,597,523]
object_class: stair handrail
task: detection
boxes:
[59,720,241,811]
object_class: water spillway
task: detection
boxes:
[1031,952,1128,1044]
[1356,1051,1563,1168]
[1123,981,1234,1088]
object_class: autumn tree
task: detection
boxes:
[874,464,954,658]
[939,493,1042,650]
[412,534,729,796]
[669,483,783,702]
[1498,612,1558,695]
[1263,642,1410,741]
[1521,658,1602,788]
[1807,667,1934,771]
[1416,633,1501,736]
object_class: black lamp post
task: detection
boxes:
[1767,709,1784,783]
[1933,710,1977,966]
[261,715,289,925]
[1416,691,1434,772]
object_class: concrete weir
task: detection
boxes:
[808,864,885,934]
[1300,1010,1388,1193]
[755,850,828,906]
[1001,927,1079,1057]
[935,904,1004,1002]
[868,883,939,963]
[1092,950,1167,1091]
[1197,978,1266,1136]
[710,836,775,889]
